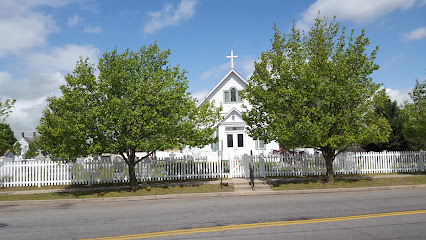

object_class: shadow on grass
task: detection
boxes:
[55,182,204,199]
[396,172,426,175]
[268,176,373,188]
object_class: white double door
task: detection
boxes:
[222,130,247,160]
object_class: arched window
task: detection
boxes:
[230,88,237,102]
[224,87,243,103]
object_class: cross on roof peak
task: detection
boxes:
[226,50,238,69]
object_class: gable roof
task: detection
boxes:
[2,149,14,158]
[23,137,35,143]
[196,69,248,107]
[213,107,244,128]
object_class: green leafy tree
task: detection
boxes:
[0,123,17,155]
[363,96,409,151]
[402,79,426,150]
[37,43,222,190]
[0,99,16,155]
[11,142,21,157]
[0,129,10,156]
[0,123,17,146]
[242,17,391,183]
[24,141,39,159]
[0,98,15,122]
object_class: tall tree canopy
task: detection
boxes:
[0,98,15,122]
[242,17,390,182]
[402,79,426,150]
[37,43,222,190]
[0,98,16,155]
[11,142,21,157]
[24,141,39,159]
[0,123,17,155]
[363,96,409,151]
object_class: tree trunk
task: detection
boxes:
[322,147,335,183]
[128,151,138,191]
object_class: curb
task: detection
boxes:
[1,184,426,206]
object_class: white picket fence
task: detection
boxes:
[0,156,221,187]
[0,151,425,187]
[246,151,426,178]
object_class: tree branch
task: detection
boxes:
[334,145,349,158]
[134,150,156,164]
[119,152,129,165]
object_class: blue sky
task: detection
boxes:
[1,0,426,138]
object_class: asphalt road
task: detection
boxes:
[1,189,426,240]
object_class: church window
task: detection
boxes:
[227,134,233,147]
[237,134,244,147]
[255,139,266,150]
[231,88,237,101]
[224,91,229,102]
[224,88,242,103]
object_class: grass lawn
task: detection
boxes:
[1,174,426,201]
[0,178,225,192]
[0,181,232,201]
[271,175,426,191]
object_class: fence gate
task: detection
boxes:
[228,154,266,178]
[229,155,246,178]
[250,155,266,178]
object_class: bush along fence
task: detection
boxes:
[0,151,425,187]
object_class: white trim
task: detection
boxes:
[196,69,248,107]
[213,107,243,128]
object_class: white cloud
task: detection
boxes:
[68,14,80,26]
[1,44,99,100]
[144,0,198,34]
[191,90,210,102]
[0,72,64,100]
[404,27,426,40]
[0,14,57,58]
[25,44,100,73]
[297,0,415,29]
[0,1,62,58]
[201,63,229,80]
[0,71,14,98]
[385,88,412,104]
[239,57,256,80]
[0,1,102,136]
[381,54,404,69]
[8,96,49,139]
[0,71,13,88]
[84,25,102,34]
[201,56,256,81]
[295,21,311,32]
[1,44,100,136]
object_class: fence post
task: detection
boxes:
[37,160,41,187]
[420,150,425,172]
[259,154,265,178]
[242,154,249,179]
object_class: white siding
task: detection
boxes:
[202,71,248,114]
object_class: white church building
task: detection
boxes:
[176,51,279,160]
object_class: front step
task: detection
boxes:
[231,178,273,192]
